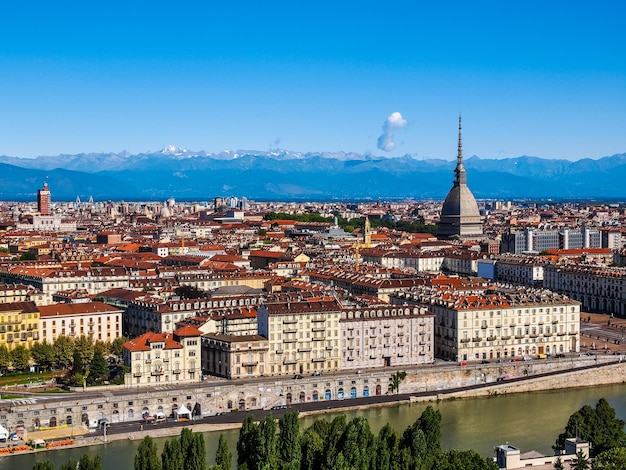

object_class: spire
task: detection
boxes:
[454,114,467,185]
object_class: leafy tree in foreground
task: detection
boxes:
[87,350,109,385]
[279,411,300,469]
[553,456,564,469]
[433,449,499,470]
[111,336,128,358]
[0,345,10,373]
[572,448,591,470]
[592,446,626,469]
[554,398,626,456]
[337,415,375,469]
[162,437,184,470]
[213,433,232,470]
[58,460,78,470]
[33,461,55,470]
[53,335,74,369]
[10,344,31,371]
[255,413,278,470]
[135,435,161,470]
[78,454,102,470]
[237,414,258,469]
[30,340,55,370]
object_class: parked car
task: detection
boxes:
[293,374,303,379]
[312,370,323,376]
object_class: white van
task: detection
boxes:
[154,412,166,423]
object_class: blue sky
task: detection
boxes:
[1,2,624,160]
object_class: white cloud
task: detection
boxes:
[377,111,407,152]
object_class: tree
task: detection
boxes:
[175,285,206,299]
[300,427,324,470]
[30,340,55,370]
[214,433,232,470]
[78,454,102,470]
[33,461,55,470]
[161,437,184,470]
[279,411,300,468]
[553,456,564,470]
[554,399,626,456]
[187,432,207,470]
[418,405,442,452]
[53,335,74,369]
[58,460,78,470]
[111,336,128,358]
[87,350,109,385]
[0,345,11,373]
[336,416,374,469]
[20,252,37,261]
[73,334,95,372]
[237,414,259,469]
[592,447,626,469]
[94,339,110,356]
[389,371,407,394]
[572,449,591,470]
[255,413,278,470]
[433,449,498,470]
[135,435,161,470]
[10,344,31,371]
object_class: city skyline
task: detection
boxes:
[1,2,625,161]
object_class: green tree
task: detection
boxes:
[58,460,78,470]
[33,461,55,470]
[0,345,10,373]
[10,344,31,371]
[78,454,102,470]
[94,339,110,356]
[592,447,626,469]
[161,437,184,470]
[175,285,206,299]
[433,449,498,470]
[111,336,128,359]
[553,456,564,469]
[53,335,74,369]
[572,449,591,470]
[418,405,442,452]
[373,423,401,470]
[20,252,37,261]
[87,350,109,385]
[214,433,232,470]
[73,335,95,372]
[554,399,626,456]
[321,415,348,470]
[255,413,278,470]
[278,411,300,468]
[337,416,375,469]
[135,435,161,470]
[300,427,324,470]
[30,340,55,370]
[237,414,258,469]
[389,371,407,394]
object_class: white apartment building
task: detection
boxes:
[38,301,123,344]
[544,264,626,316]
[0,265,130,305]
[495,255,550,287]
[340,305,435,371]
[257,297,342,376]
[395,286,580,361]
[123,325,202,386]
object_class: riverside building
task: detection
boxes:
[393,285,580,361]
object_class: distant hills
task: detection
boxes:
[1,148,626,201]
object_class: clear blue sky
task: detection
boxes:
[1,1,625,160]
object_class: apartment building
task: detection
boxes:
[394,286,580,361]
[123,325,202,386]
[201,333,268,379]
[340,305,435,371]
[257,297,342,376]
[38,301,123,344]
[544,264,626,316]
[0,301,39,350]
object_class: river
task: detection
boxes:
[11,383,626,469]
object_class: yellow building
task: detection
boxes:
[0,301,40,350]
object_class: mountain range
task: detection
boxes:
[1,148,625,201]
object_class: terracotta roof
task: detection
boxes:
[38,301,121,317]
[123,331,182,352]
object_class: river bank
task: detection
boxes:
[4,359,625,460]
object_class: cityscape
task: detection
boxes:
[2,2,626,470]
[0,122,625,469]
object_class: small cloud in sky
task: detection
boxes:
[377,112,407,152]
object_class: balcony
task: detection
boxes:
[384,333,391,338]
[460,338,471,343]
[568,331,577,335]
[325,346,333,351]
[311,316,325,323]
[275,349,284,354]
[501,336,511,340]
[151,369,164,376]
[284,329,298,334]
[514,335,524,339]
[552,320,558,324]
[543,333,552,337]
[312,337,325,342]
[283,319,298,325]
[242,361,258,367]
[312,327,325,332]
[145,359,152,364]
[163,357,169,362]
[480,325,487,329]
[298,347,311,353]
[173,369,181,374]
[472,337,482,342]
[529,334,539,338]
[133,371,142,377]
[495,324,502,328]
[557,332,566,336]
[487,336,497,341]
[283,358,297,365]
[283,338,297,343]
[311,357,325,363]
